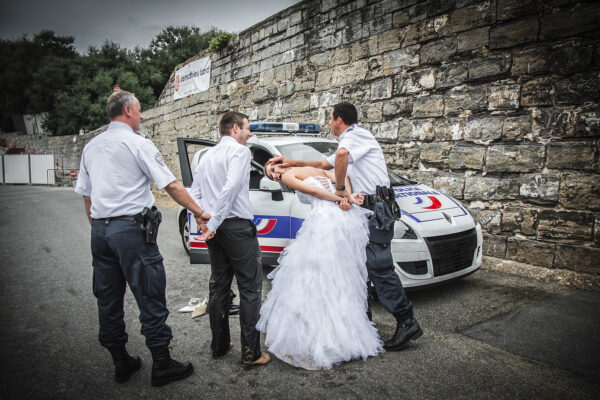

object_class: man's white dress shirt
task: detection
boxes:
[326,124,390,194]
[74,121,175,218]
[190,135,253,232]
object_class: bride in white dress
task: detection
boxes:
[256,161,383,370]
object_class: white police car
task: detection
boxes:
[177,122,482,289]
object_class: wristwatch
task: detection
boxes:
[335,185,346,191]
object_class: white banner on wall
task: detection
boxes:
[173,57,211,100]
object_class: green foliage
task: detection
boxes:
[0,27,225,135]
[208,33,235,53]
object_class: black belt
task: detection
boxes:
[94,214,144,223]
[360,194,377,211]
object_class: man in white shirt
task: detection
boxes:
[75,89,210,386]
[190,111,270,366]
[270,102,422,352]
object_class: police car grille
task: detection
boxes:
[424,228,477,277]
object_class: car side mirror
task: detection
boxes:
[259,176,284,201]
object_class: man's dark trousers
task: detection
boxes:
[206,218,262,362]
[366,220,414,322]
[91,219,173,350]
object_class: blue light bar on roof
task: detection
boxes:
[250,122,320,133]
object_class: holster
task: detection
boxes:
[141,206,162,244]
[375,185,401,220]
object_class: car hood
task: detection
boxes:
[393,184,475,236]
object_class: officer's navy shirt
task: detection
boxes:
[75,121,176,218]
[190,135,253,232]
[326,124,390,194]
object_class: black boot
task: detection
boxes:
[383,317,423,351]
[107,344,142,383]
[150,346,194,387]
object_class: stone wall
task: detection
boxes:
[111,0,600,275]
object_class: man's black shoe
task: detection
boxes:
[383,318,423,351]
[150,346,194,387]
[229,304,240,315]
[107,344,142,383]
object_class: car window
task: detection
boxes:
[250,147,271,190]
[275,142,338,161]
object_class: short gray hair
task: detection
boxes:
[106,90,137,120]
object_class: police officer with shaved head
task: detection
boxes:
[75,89,211,386]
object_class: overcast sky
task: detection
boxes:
[0,0,300,53]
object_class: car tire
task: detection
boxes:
[179,211,191,255]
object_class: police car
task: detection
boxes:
[177,122,482,289]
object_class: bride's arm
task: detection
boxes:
[281,173,345,203]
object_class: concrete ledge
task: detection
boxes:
[482,256,600,291]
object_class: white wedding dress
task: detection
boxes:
[256,176,383,370]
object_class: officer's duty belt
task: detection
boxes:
[94,214,144,223]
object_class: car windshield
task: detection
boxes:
[275,142,338,161]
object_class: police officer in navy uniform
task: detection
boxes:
[75,89,211,386]
[271,102,422,351]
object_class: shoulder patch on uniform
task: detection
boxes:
[155,152,165,166]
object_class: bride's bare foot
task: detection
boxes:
[244,352,271,367]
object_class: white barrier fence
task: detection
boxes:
[1,155,57,184]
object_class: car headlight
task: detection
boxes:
[394,220,417,239]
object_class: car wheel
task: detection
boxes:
[179,211,191,255]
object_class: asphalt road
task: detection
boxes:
[0,185,599,399]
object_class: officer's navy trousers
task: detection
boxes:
[91,219,173,350]
[205,218,262,362]
[366,220,414,322]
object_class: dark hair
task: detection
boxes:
[332,102,358,125]
[219,111,249,136]
[106,90,137,120]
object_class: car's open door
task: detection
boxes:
[177,138,217,187]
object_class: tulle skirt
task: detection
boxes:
[256,200,383,370]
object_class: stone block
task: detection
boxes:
[540,2,600,40]
[361,102,383,123]
[377,28,404,53]
[532,108,576,138]
[555,74,600,106]
[406,171,435,186]
[392,9,410,28]
[370,120,399,143]
[490,17,539,49]
[403,15,450,46]
[433,174,465,199]
[538,210,595,241]
[448,1,494,34]
[329,47,351,67]
[548,42,594,75]
[436,62,469,89]
[315,69,333,90]
[332,60,368,86]
[560,173,600,211]
[520,173,561,204]
[521,77,553,107]
[396,146,420,169]
[278,81,295,98]
[433,119,464,141]
[546,141,596,171]
[482,233,507,258]
[501,205,539,236]
[412,95,444,118]
[448,144,486,170]
[365,56,386,81]
[444,85,487,115]
[486,144,546,173]
[457,26,489,53]
[351,36,378,61]
[398,119,435,142]
[383,97,413,117]
[464,176,519,200]
[464,115,503,143]
[419,142,454,168]
[502,114,532,141]
[511,46,548,76]
[252,85,278,104]
[487,82,520,110]
[420,37,457,64]
[369,13,393,36]
[394,68,436,95]
[371,78,392,100]
[474,209,502,234]
[506,237,556,268]
[498,0,537,21]
[468,54,512,81]
[575,111,600,138]
[554,244,600,274]
[382,45,420,74]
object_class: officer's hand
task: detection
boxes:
[194,213,210,226]
[198,229,215,241]
[335,189,352,203]
[268,155,293,168]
